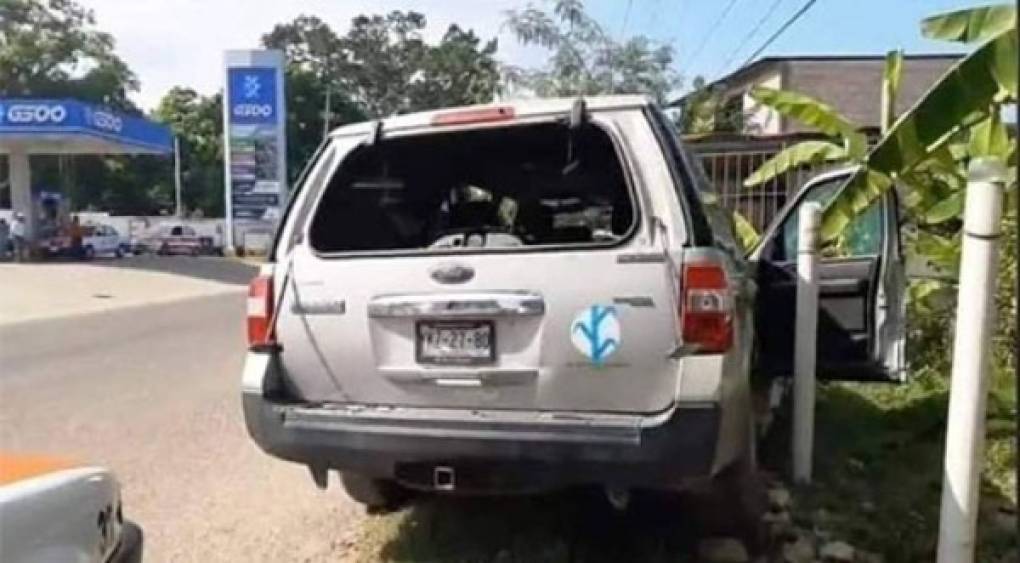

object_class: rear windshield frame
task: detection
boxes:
[302,114,645,260]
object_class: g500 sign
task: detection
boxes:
[228,67,277,125]
[0,103,68,125]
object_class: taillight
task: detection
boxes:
[680,262,733,354]
[247,274,274,349]
[431,106,515,126]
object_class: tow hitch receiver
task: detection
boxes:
[433,466,455,491]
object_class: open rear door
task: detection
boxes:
[752,170,906,382]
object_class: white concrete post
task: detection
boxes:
[937,158,1006,563]
[793,201,821,484]
[9,149,34,240]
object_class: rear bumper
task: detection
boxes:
[242,355,721,491]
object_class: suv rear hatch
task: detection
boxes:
[275,109,681,413]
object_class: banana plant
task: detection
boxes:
[822,4,1017,239]
[741,51,897,188]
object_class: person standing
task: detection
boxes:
[11,213,27,262]
[0,218,9,261]
[69,215,84,259]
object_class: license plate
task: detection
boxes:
[416,321,494,365]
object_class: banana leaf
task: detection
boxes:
[733,211,761,253]
[743,140,848,187]
[749,87,867,159]
[821,27,1018,240]
[921,4,1017,44]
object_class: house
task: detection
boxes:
[673,54,961,230]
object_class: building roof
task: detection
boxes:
[671,53,963,107]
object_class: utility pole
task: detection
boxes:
[173,136,183,218]
[322,85,332,142]
[936,158,1006,563]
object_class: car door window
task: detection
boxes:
[775,178,883,261]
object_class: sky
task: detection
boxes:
[77,0,993,110]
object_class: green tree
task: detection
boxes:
[263,12,500,120]
[502,0,680,103]
[153,88,226,215]
[0,0,139,111]
[263,11,500,177]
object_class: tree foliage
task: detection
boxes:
[0,0,138,111]
[502,0,680,103]
[263,11,499,119]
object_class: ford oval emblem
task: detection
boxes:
[430,263,474,284]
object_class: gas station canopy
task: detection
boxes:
[1,99,175,242]
[0,98,173,155]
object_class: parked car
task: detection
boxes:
[0,454,143,562]
[137,224,218,256]
[240,97,905,544]
[42,224,125,259]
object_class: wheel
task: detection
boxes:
[83,246,95,261]
[340,472,408,512]
[158,243,169,256]
[190,246,201,257]
[115,246,124,259]
[711,438,768,554]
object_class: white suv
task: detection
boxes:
[241,96,905,543]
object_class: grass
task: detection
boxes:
[344,374,1017,562]
[777,375,1017,562]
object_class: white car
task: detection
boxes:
[0,454,143,562]
[43,224,125,259]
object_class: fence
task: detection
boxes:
[686,135,840,233]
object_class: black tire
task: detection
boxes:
[711,446,768,554]
[115,247,124,259]
[83,246,95,261]
[157,243,169,256]
[340,472,408,512]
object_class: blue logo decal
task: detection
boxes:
[571,305,621,365]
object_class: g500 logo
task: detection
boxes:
[89,109,123,132]
[233,103,273,118]
[4,103,67,124]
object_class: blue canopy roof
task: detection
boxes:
[0,98,173,155]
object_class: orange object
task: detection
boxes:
[0,453,79,486]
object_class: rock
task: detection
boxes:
[781,536,815,563]
[855,549,884,563]
[763,510,794,539]
[819,540,855,562]
[991,508,1016,533]
[768,487,793,511]
[697,537,750,563]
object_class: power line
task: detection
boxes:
[683,0,741,70]
[717,0,787,76]
[741,0,820,67]
[619,0,634,40]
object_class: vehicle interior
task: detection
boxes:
[308,121,636,253]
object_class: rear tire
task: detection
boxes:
[711,427,768,554]
[83,245,95,261]
[340,472,408,512]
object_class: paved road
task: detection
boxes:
[0,290,363,561]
